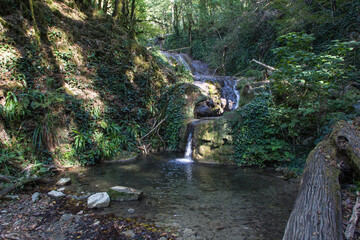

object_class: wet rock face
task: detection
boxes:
[192,115,237,165]
[194,100,224,118]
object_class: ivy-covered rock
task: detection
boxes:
[107,186,143,201]
[192,112,239,165]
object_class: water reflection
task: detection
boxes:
[66,153,298,240]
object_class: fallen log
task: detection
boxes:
[0,174,16,183]
[0,177,42,199]
[283,119,360,240]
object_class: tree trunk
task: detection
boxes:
[283,119,360,239]
[98,0,102,9]
[103,0,108,12]
[112,0,119,17]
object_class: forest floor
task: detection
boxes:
[0,183,176,240]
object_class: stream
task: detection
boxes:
[66,53,298,239]
[66,153,298,240]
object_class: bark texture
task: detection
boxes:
[283,118,360,240]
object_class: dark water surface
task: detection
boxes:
[67,153,298,240]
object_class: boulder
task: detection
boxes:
[192,114,237,165]
[107,186,143,201]
[87,192,110,209]
[56,178,71,186]
[48,190,65,198]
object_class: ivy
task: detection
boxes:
[159,84,186,151]
[232,93,293,166]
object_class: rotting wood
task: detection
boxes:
[0,175,16,183]
[283,119,360,240]
[0,177,42,199]
[345,192,360,240]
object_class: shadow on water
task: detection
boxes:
[66,153,298,240]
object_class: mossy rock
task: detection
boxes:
[107,186,143,202]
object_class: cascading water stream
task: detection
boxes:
[162,51,240,162]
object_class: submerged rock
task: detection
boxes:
[87,192,110,209]
[56,178,71,186]
[107,186,143,201]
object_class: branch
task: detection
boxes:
[0,174,16,183]
[0,177,42,199]
[140,116,168,140]
[345,192,360,240]
[167,47,190,52]
[251,59,278,72]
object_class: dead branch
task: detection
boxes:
[0,174,16,183]
[251,59,278,72]
[167,47,190,52]
[345,192,360,240]
[140,116,168,140]
[0,177,42,199]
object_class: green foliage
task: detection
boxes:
[271,32,359,140]
[232,93,293,166]
[1,91,27,122]
[159,84,186,150]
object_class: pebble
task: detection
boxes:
[128,208,135,214]
[60,214,75,222]
[32,192,41,203]
[122,230,136,238]
[58,187,66,192]
[93,220,100,226]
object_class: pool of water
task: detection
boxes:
[66,153,298,240]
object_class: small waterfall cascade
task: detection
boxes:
[184,123,195,159]
[177,122,196,163]
[161,51,240,162]
[233,80,240,110]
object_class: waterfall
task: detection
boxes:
[161,51,241,162]
[177,123,195,163]
[233,80,240,110]
[184,123,195,159]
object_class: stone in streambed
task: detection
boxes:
[87,192,110,209]
[122,230,136,238]
[48,190,65,198]
[56,178,71,186]
[107,186,143,201]
[32,192,41,203]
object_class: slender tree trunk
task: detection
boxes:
[172,2,180,36]
[103,0,108,12]
[98,0,102,10]
[28,0,40,44]
[112,0,119,17]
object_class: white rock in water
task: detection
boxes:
[107,186,143,201]
[48,190,65,198]
[56,178,71,186]
[128,208,135,214]
[32,192,41,202]
[87,192,110,209]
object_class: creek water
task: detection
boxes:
[67,153,298,240]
